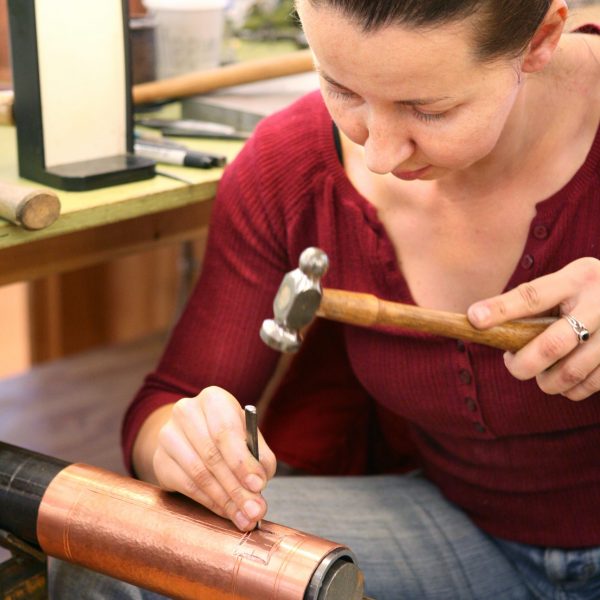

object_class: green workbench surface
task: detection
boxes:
[0,124,244,251]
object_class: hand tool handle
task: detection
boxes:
[0,181,61,230]
[0,50,315,126]
[318,288,556,353]
[133,49,314,105]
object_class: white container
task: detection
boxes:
[143,0,227,79]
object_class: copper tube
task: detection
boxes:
[37,464,358,599]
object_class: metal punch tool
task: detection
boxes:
[245,405,261,530]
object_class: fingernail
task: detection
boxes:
[234,511,250,530]
[470,305,490,325]
[245,474,264,493]
[243,499,262,520]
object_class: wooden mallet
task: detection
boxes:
[0,181,61,230]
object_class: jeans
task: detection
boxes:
[494,538,600,600]
[48,474,600,599]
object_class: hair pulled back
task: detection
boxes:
[305,0,552,60]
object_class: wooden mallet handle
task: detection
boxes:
[0,50,315,126]
[0,181,61,230]
[318,288,556,353]
[133,49,314,105]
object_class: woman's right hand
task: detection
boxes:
[152,386,277,531]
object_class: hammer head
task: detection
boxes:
[260,247,329,352]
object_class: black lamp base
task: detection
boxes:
[29,155,156,192]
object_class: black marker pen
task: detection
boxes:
[134,141,226,169]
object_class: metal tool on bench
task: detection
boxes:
[0,441,366,600]
[260,247,557,353]
[137,118,251,140]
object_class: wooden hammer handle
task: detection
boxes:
[318,288,556,353]
[0,181,61,230]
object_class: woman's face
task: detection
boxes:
[296,1,524,181]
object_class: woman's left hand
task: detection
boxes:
[467,257,600,401]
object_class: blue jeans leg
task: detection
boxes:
[263,474,532,600]
[493,538,600,600]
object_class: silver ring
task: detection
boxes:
[563,314,590,344]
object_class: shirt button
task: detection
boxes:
[459,369,472,384]
[474,422,486,433]
[533,225,548,240]
[520,254,534,270]
[456,340,466,352]
[465,397,477,412]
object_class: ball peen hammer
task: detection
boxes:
[260,247,556,353]
[0,181,61,229]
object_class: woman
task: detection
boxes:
[51,0,600,598]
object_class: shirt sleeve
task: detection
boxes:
[121,133,289,473]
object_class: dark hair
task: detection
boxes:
[305,0,552,60]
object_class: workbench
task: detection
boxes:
[0,123,244,287]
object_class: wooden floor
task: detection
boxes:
[0,332,167,563]
[0,332,166,473]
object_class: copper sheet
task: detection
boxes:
[37,464,352,599]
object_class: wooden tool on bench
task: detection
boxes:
[0,181,60,230]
